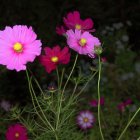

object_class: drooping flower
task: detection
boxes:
[56,26,66,36]
[39,45,70,73]
[66,29,101,57]
[89,97,105,107]
[6,124,28,140]
[0,25,42,71]
[77,110,95,130]
[63,11,94,32]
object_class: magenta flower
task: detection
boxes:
[56,26,66,36]
[0,25,42,71]
[63,11,94,32]
[77,110,95,130]
[117,103,125,112]
[6,124,28,140]
[66,29,101,57]
[39,45,70,73]
[124,99,132,106]
[89,97,105,107]
[117,99,132,112]
[101,57,107,63]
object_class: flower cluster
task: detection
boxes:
[56,11,101,58]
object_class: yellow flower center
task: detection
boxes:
[79,38,87,46]
[13,43,23,53]
[51,56,59,63]
[75,24,81,30]
[15,132,20,138]
[83,117,89,123]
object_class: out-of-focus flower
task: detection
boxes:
[89,97,105,107]
[121,35,129,42]
[117,99,132,112]
[39,45,70,73]
[0,25,42,71]
[101,57,107,63]
[66,29,100,57]
[118,103,125,112]
[6,124,28,140]
[0,100,11,112]
[63,11,94,32]
[126,20,132,26]
[77,110,95,130]
[113,22,123,30]
[56,26,66,36]
[135,62,140,73]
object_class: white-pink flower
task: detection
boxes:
[66,29,101,57]
[0,25,42,71]
[77,110,95,130]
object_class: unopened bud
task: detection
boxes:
[94,46,103,55]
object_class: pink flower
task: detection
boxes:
[0,25,42,71]
[66,29,101,57]
[39,45,70,73]
[6,124,28,140]
[56,26,66,36]
[63,11,94,32]
[77,110,95,130]
[89,97,105,107]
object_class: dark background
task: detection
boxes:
[0,0,140,102]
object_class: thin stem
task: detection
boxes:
[62,54,78,94]
[30,77,59,140]
[59,68,65,90]
[74,71,98,100]
[26,70,48,128]
[56,68,60,88]
[117,107,140,140]
[97,55,104,140]
[56,54,78,130]
[29,78,55,131]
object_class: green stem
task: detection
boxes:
[97,55,104,140]
[56,54,78,130]
[62,54,78,94]
[26,70,48,128]
[56,68,60,88]
[26,70,58,140]
[117,107,140,140]
[74,71,98,100]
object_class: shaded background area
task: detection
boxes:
[0,0,140,105]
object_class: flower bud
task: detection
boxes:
[94,46,103,55]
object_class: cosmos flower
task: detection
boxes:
[39,45,70,73]
[6,124,28,140]
[77,110,95,130]
[56,26,66,36]
[63,11,94,32]
[66,29,101,57]
[89,97,105,107]
[0,25,42,71]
